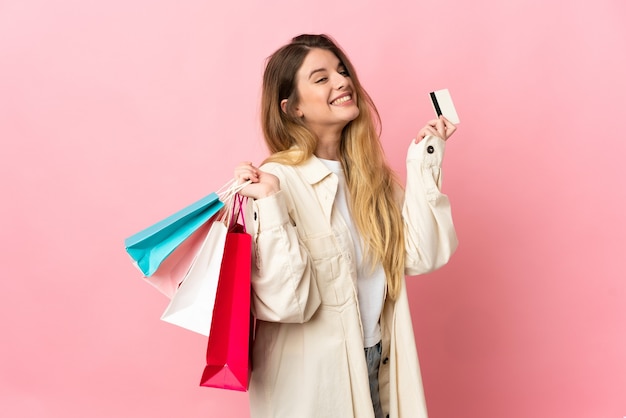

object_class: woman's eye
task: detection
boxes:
[315,77,328,83]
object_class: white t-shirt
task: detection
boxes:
[319,158,386,348]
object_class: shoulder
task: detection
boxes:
[259,161,296,178]
[259,161,286,172]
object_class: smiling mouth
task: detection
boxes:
[331,95,352,105]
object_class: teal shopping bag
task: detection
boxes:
[125,193,224,277]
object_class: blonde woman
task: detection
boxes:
[234,34,458,418]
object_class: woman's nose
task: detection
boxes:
[333,73,345,90]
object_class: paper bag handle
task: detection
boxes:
[230,193,247,232]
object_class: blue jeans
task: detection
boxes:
[364,341,384,418]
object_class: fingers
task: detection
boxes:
[416,116,457,142]
[234,161,260,184]
[418,120,432,140]
[416,125,439,142]
[235,169,280,200]
[440,116,457,138]
[436,117,446,137]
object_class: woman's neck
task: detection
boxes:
[314,131,342,160]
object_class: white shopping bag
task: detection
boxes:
[160,219,228,336]
[142,221,213,298]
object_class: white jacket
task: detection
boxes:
[245,136,458,418]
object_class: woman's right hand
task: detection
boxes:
[234,162,280,200]
[416,115,457,143]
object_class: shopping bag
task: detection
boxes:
[200,194,253,391]
[124,179,249,278]
[159,186,250,333]
[142,221,212,298]
[124,193,223,277]
[159,218,228,335]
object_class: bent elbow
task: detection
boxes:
[405,237,458,276]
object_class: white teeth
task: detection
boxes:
[332,95,351,105]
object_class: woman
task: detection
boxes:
[234,34,458,418]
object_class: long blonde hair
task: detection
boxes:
[261,34,405,300]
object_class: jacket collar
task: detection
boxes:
[296,154,335,185]
[294,154,338,225]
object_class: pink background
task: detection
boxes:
[1,0,625,417]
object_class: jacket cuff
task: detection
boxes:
[407,135,446,167]
[251,190,290,232]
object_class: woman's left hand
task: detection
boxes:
[415,116,457,143]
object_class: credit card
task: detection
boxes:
[429,88,460,124]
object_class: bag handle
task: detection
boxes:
[214,179,250,227]
[217,178,250,201]
[229,193,247,232]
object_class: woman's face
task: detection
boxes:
[289,48,359,138]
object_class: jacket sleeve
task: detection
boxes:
[403,135,458,275]
[245,188,321,323]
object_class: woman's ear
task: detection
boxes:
[281,99,304,118]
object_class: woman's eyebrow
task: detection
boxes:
[308,68,327,79]
[308,63,345,79]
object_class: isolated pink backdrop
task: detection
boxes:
[1,1,625,417]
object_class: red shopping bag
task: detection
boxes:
[200,195,253,391]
